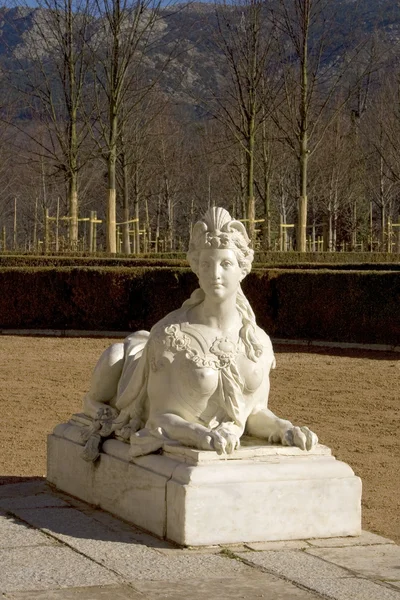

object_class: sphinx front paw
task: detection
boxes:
[209,426,240,455]
[282,426,318,451]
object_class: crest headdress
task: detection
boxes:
[187,207,254,274]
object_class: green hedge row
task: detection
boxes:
[0,254,186,268]
[0,266,399,345]
[1,252,400,271]
[244,269,400,345]
[0,267,196,332]
[256,251,400,264]
[141,251,400,264]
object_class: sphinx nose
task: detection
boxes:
[211,264,222,279]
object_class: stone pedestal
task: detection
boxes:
[47,416,362,546]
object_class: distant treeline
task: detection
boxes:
[1,1,400,254]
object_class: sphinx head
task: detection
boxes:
[187,207,254,278]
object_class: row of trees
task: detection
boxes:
[0,0,400,253]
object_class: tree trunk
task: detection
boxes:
[155,195,161,253]
[107,110,118,253]
[297,0,310,252]
[381,204,386,251]
[132,165,140,254]
[13,197,17,251]
[262,179,271,250]
[107,148,117,253]
[352,202,357,250]
[165,173,174,251]
[68,171,78,248]
[33,196,38,252]
[239,148,246,220]
[67,0,79,250]
[379,155,385,252]
[298,131,308,252]
[326,201,332,251]
[311,219,316,252]
[121,150,131,255]
[261,116,271,250]
[107,188,117,253]
[145,196,151,252]
[246,117,256,242]
[44,207,49,253]
[55,196,60,252]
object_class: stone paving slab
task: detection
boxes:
[391,583,400,590]
[236,550,400,600]
[117,552,253,582]
[15,499,173,550]
[82,508,175,550]
[294,579,400,600]
[0,546,119,593]
[132,573,322,599]
[0,511,57,548]
[10,507,253,582]
[238,549,351,580]
[3,586,144,600]
[12,507,138,544]
[306,544,400,580]
[245,540,311,551]
[1,481,400,600]
[216,543,248,553]
[154,545,222,556]
[306,531,396,547]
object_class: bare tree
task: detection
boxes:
[362,68,400,250]
[270,0,374,251]
[86,0,176,253]
[201,0,281,240]
[6,0,94,248]
[117,86,170,253]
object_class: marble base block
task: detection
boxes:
[47,418,362,546]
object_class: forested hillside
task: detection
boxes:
[0,0,400,254]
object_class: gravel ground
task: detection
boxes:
[0,335,398,543]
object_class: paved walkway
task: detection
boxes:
[0,479,399,600]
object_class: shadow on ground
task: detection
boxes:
[274,343,400,361]
[0,476,46,486]
[0,477,171,547]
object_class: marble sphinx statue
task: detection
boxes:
[81,207,318,461]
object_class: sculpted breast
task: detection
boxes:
[146,326,220,420]
[236,353,264,393]
[174,352,219,397]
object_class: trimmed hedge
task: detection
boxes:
[1,252,400,271]
[255,251,400,265]
[0,267,196,331]
[0,255,187,268]
[0,266,399,345]
[243,269,400,345]
[140,251,400,264]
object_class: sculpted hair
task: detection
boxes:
[184,207,262,362]
[187,207,254,275]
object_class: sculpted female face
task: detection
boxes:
[198,248,245,301]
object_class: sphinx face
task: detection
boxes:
[198,248,244,302]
